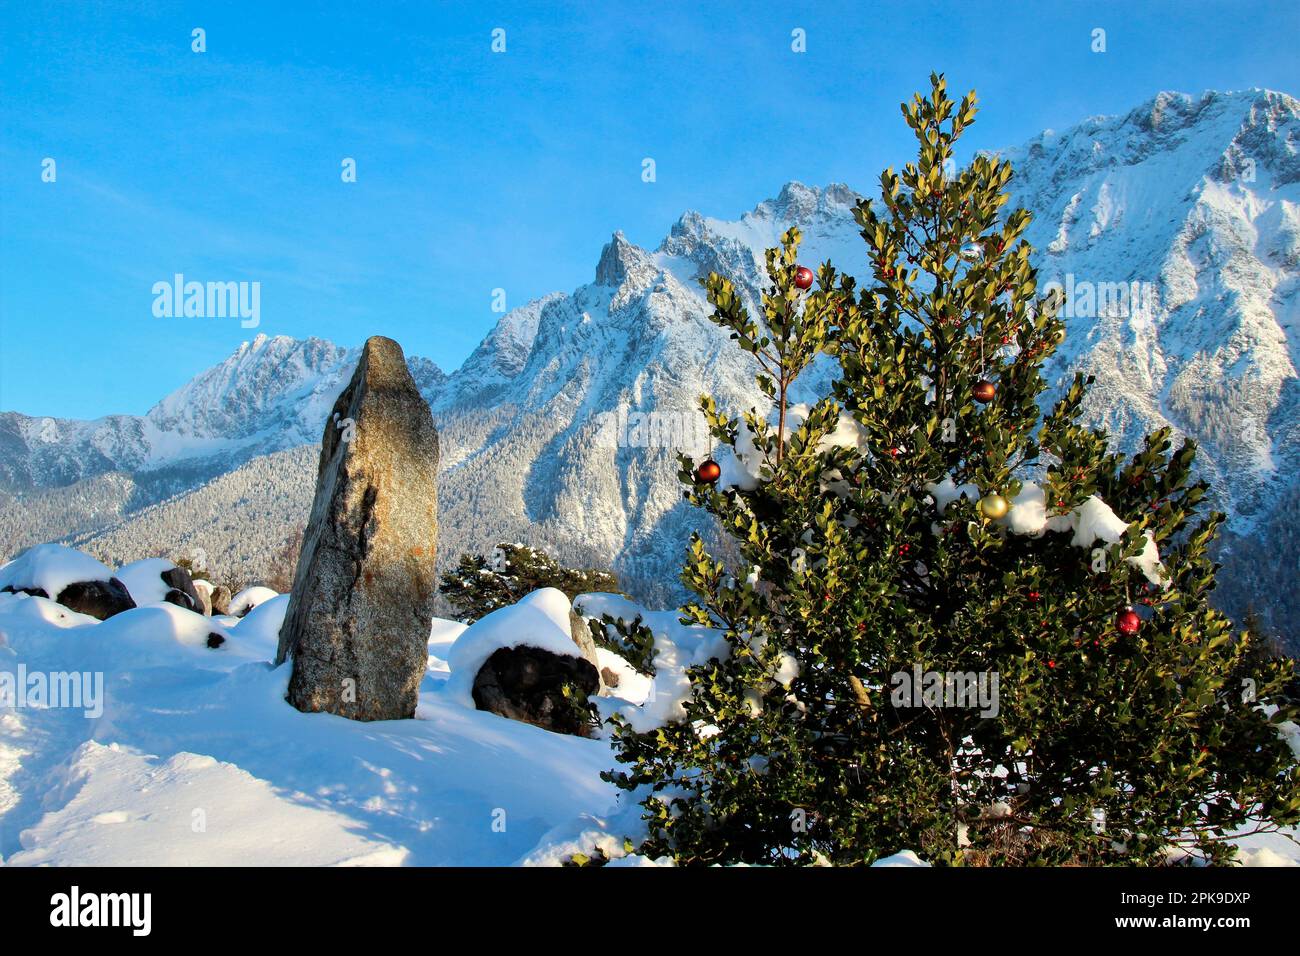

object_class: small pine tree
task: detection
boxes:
[439,542,621,622]
[606,75,1300,866]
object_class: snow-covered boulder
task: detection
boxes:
[446,588,601,736]
[228,586,278,618]
[871,849,931,867]
[0,543,135,621]
[116,558,204,613]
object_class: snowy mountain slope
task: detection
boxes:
[0,335,446,495]
[1010,89,1300,520]
[1002,89,1300,639]
[65,445,318,591]
[2,88,1297,640]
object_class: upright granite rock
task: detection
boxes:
[275,336,439,721]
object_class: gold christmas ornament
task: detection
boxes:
[978,493,1010,519]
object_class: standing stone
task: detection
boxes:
[275,336,439,721]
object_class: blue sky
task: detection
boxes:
[2,0,1298,419]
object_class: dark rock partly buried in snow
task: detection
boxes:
[0,544,136,621]
[160,565,203,613]
[471,645,600,737]
[54,578,137,620]
[275,336,440,721]
[0,578,137,621]
[117,558,205,613]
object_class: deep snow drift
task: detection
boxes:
[0,585,627,865]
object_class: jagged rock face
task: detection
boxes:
[471,645,599,737]
[276,336,440,721]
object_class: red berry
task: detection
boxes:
[794,267,814,290]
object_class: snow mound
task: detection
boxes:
[0,544,115,598]
[228,585,279,617]
[594,647,654,704]
[444,588,587,708]
[115,557,182,606]
[427,616,467,674]
[871,849,931,867]
[232,592,291,659]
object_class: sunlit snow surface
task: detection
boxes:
[0,589,616,866]
[0,584,1294,866]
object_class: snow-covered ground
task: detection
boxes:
[0,553,1295,866]
[0,586,623,866]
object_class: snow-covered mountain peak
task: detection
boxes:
[657,181,867,301]
[594,230,655,288]
[5,86,1299,641]
[1012,88,1300,189]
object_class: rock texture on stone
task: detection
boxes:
[209,585,231,616]
[568,609,602,663]
[193,579,214,616]
[471,645,600,737]
[275,336,439,721]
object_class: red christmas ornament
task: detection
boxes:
[695,459,722,484]
[972,380,997,403]
[1116,607,1141,635]
[793,266,814,290]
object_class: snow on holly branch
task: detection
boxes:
[602,74,1300,867]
